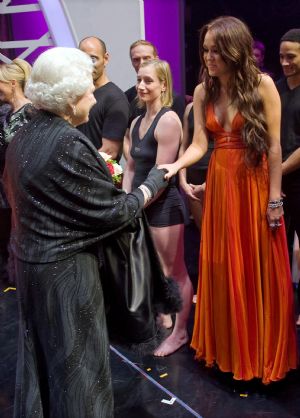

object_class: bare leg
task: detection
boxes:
[188,197,203,231]
[150,224,193,356]
[158,313,173,329]
[188,197,203,305]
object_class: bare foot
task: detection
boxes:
[159,313,173,329]
[154,330,189,357]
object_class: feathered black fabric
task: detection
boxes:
[100,213,182,354]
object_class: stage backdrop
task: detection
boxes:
[60,0,145,91]
[59,0,184,93]
[0,0,185,94]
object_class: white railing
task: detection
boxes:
[0,1,53,63]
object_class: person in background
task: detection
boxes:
[253,39,273,77]
[4,47,168,417]
[160,16,297,383]
[276,28,300,325]
[123,59,193,356]
[253,39,266,71]
[179,102,214,304]
[123,40,185,159]
[0,59,35,284]
[0,100,11,285]
[179,102,213,230]
[0,101,11,125]
[78,36,129,160]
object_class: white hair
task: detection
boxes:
[25,47,93,113]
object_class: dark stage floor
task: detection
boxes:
[1,222,300,418]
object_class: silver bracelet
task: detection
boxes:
[138,185,152,204]
[268,199,283,209]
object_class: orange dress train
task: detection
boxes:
[191,103,298,384]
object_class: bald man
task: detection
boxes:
[78,37,129,160]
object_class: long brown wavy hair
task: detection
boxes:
[199,16,268,165]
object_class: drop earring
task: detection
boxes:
[11,85,16,107]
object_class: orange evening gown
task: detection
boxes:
[191,103,298,384]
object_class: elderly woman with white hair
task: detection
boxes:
[3,47,170,418]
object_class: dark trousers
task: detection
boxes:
[0,208,11,282]
[282,170,300,303]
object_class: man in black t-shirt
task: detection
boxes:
[276,29,300,310]
[78,37,129,160]
[123,40,185,159]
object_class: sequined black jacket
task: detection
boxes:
[4,110,143,263]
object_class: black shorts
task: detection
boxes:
[145,185,185,227]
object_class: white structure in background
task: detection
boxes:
[0,0,54,64]
[61,0,145,90]
[1,0,142,91]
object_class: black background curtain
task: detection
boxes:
[185,0,300,94]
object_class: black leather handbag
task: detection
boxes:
[100,212,182,349]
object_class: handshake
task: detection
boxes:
[135,163,179,205]
[140,166,169,200]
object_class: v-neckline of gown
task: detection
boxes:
[211,103,239,134]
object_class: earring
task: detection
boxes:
[11,85,16,105]
[72,105,77,116]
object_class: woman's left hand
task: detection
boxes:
[180,180,199,200]
[191,182,206,199]
[266,206,284,230]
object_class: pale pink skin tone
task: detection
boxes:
[123,63,193,356]
[123,44,157,160]
[0,79,30,112]
[70,85,96,126]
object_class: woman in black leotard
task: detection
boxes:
[123,59,193,356]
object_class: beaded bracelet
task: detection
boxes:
[268,199,283,209]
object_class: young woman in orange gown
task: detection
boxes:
[160,16,297,384]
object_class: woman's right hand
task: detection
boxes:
[158,162,180,180]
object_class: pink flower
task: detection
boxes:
[106,161,114,175]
